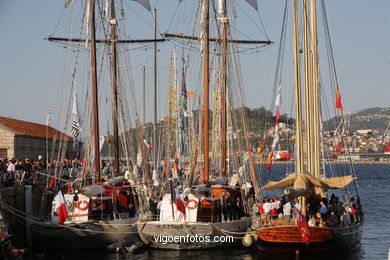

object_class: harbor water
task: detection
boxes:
[39,164,389,260]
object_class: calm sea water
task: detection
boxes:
[40,164,389,260]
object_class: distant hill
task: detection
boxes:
[325,107,390,133]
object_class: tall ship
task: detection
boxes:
[252,0,363,254]
[0,0,157,250]
[137,0,271,250]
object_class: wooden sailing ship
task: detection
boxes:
[0,0,159,250]
[252,0,363,254]
[137,0,271,250]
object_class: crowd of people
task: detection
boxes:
[257,193,363,227]
[0,157,134,188]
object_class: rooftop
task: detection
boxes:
[0,116,73,141]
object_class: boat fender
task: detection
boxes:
[242,233,253,247]
[186,199,198,210]
[76,200,89,211]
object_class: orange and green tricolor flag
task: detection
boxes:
[335,86,343,110]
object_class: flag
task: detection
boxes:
[275,107,280,126]
[336,141,344,154]
[174,154,179,173]
[187,90,195,98]
[56,190,69,224]
[294,209,311,244]
[47,110,53,114]
[71,93,83,139]
[170,183,186,219]
[335,86,343,111]
[266,152,274,170]
[143,139,153,151]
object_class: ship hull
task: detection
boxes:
[137,217,249,250]
[29,217,139,250]
[254,222,363,254]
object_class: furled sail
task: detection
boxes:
[263,174,353,190]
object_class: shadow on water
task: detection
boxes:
[36,246,363,260]
[255,247,362,260]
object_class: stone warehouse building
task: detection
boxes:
[0,116,74,159]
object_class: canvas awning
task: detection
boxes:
[263,173,353,190]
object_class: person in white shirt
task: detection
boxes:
[263,197,272,223]
[283,200,292,226]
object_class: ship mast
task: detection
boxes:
[292,0,304,175]
[109,0,120,176]
[153,8,158,173]
[310,0,321,179]
[202,0,210,183]
[219,0,228,176]
[90,0,101,182]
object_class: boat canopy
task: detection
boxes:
[263,173,353,190]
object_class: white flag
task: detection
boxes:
[71,93,83,138]
[275,85,282,107]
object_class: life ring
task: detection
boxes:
[186,199,198,210]
[76,200,89,211]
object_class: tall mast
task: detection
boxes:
[303,0,313,175]
[202,0,210,183]
[90,0,101,182]
[219,0,227,176]
[110,0,119,176]
[153,8,158,172]
[311,0,321,179]
[292,0,304,175]
[142,64,146,126]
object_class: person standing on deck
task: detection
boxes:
[283,199,293,226]
[263,197,272,224]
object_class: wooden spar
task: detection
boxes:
[110,0,119,176]
[220,0,227,176]
[293,0,306,216]
[161,33,273,45]
[153,8,158,173]
[303,0,313,176]
[203,0,210,184]
[164,51,173,179]
[292,0,304,175]
[311,0,321,179]
[142,65,146,126]
[45,37,165,43]
[90,0,101,182]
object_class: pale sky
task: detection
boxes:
[1,0,389,131]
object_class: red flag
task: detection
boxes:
[56,190,68,224]
[294,209,311,244]
[336,141,344,154]
[171,185,186,220]
[335,86,343,111]
[143,139,153,151]
[275,107,281,126]
[266,152,274,170]
[385,142,390,153]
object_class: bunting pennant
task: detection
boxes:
[335,86,343,111]
[266,152,274,170]
[143,139,153,151]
